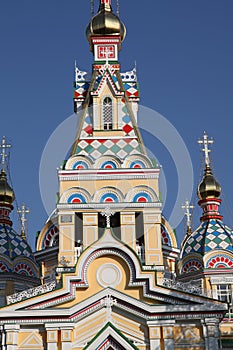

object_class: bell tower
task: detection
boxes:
[36,0,178,281]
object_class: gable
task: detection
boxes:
[83,323,139,350]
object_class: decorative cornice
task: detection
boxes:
[0,287,226,325]
[59,174,159,181]
[59,169,159,176]
[57,202,162,210]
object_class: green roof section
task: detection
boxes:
[83,321,139,350]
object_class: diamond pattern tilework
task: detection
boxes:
[80,115,93,138]
[208,241,217,249]
[0,246,6,254]
[182,220,233,258]
[123,82,139,98]
[73,69,144,159]
[121,104,137,137]
[74,82,90,100]
[75,138,142,160]
[204,220,233,253]
[0,224,35,261]
[219,241,229,249]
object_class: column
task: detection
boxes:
[82,213,98,248]
[202,318,220,350]
[45,325,59,350]
[61,325,74,350]
[120,212,136,249]
[4,324,20,350]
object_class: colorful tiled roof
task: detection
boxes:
[181,219,233,258]
[0,224,35,261]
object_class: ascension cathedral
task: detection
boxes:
[0,1,232,349]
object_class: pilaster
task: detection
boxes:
[163,324,175,350]
[58,213,75,265]
[61,325,74,350]
[143,210,163,266]
[4,324,20,350]
[120,212,136,249]
[202,318,220,350]
[45,324,59,350]
[83,212,98,249]
[147,324,161,350]
[147,320,175,350]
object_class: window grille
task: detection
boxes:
[217,284,232,304]
[103,97,113,130]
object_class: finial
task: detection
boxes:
[18,203,30,240]
[91,0,95,17]
[0,136,11,170]
[116,0,120,16]
[101,207,115,228]
[198,131,214,167]
[181,200,194,234]
[101,0,111,5]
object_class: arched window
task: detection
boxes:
[103,97,113,130]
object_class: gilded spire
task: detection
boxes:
[197,132,221,200]
[0,136,11,171]
[86,0,126,48]
[0,136,14,227]
[197,132,222,221]
[0,136,15,207]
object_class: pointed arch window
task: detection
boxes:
[103,97,113,130]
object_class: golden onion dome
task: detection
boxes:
[86,2,126,44]
[197,166,221,200]
[0,169,15,204]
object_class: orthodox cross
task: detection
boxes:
[198,131,214,167]
[101,207,115,228]
[0,136,11,169]
[18,204,30,240]
[181,201,194,233]
[101,295,117,322]
[116,0,120,16]
[91,0,94,17]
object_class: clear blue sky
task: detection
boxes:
[0,1,233,248]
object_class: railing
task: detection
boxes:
[7,281,56,305]
[159,278,213,297]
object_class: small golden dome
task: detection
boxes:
[197,166,221,200]
[86,2,126,44]
[0,169,15,204]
